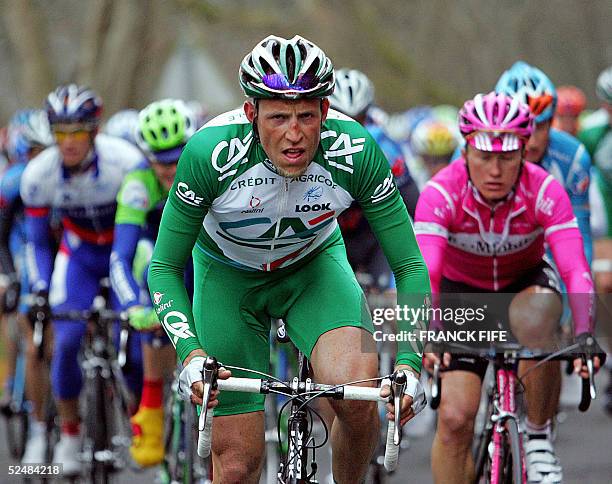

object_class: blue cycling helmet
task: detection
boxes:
[45,84,103,126]
[7,109,54,164]
[495,61,557,123]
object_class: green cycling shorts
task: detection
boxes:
[191,239,374,416]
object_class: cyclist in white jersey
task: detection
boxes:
[20,85,145,473]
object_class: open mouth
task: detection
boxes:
[283,148,305,161]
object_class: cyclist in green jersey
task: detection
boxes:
[580,66,612,236]
[110,99,197,466]
[147,35,431,483]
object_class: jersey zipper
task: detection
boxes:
[490,208,499,291]
[268,178,290,270]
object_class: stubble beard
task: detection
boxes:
[275,163,309,178]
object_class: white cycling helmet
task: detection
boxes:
[103,109,140,145]
[239,35,335,99]
[328,68,374,118]
[596,66,612,103]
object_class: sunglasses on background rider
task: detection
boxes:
[52,124,96,142]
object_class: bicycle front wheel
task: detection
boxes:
[85,371,110,483]
[473,402,494,482]
[4,408,29,460]
[502,418,523,484]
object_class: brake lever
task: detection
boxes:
[118,324,129,369]
[198,356,219,432]
[430,360,441,410]
[586,356,596,400]
[391,370,407,446]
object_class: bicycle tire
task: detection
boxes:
[5,349,28,460]
[183,403,195,484]
[87,370,110,484]
[473,399,495,482]
[5,409,29,460]
[502,418,523,484]
[366,458,389,484]
[162,390,181,482]
[44,392,60,463]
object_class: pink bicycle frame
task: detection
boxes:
[490,368,526,483]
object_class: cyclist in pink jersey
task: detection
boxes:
[416,92,604,484]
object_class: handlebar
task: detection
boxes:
[426,341,602,412]
[195,357,407,471]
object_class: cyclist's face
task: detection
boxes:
[53,123,95,168]
[245,98,329,177]
[552,114,579,136]
[525,119,551,164]
[465,145,523,204]
[151,161,177,190]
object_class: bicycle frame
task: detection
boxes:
[280,352,315,483]
[490,365,525,484]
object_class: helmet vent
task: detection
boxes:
[286,47,296,82]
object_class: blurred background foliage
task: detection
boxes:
[1,0,610,122]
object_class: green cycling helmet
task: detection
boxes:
[136,99,197,163]
[239,35,335,99]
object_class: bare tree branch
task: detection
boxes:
[3,0,53,106]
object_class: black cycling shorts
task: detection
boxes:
[440,261,561,379]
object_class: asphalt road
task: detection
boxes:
[1,372,611,483]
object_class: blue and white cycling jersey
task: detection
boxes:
[20,133,145,292]
[0,162,27,257]
[537,128,592,265]
[0,162,30,312]
[367,123,413,189]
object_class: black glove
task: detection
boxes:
[2,277,21,313]
[575,333,607,367]
[28,289,51,325]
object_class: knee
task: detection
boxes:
[509,289,560,347]
[331,398,378,428]
[213,448,263,483]
[212,413,264,483]
[436,402,477,448]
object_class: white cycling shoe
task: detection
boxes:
[53,434,81,476]
[525,438,563,483]
[21,424,47,464]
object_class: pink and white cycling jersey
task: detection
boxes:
[415,157,594,334]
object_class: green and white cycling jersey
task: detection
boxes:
[115,168,168,229]
[580,109,612,237]
[111,168,168,309]
[148,108,430,369]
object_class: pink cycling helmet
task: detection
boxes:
[459,92,534,152]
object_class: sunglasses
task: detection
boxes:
[53,125,94,142]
